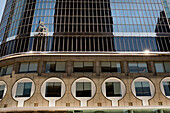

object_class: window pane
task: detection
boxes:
[111,62,121,72]
[23,82,32,97]
[138,62,148,73]
[56,62,65,72]
[74,62,83,68]
[101,62,112,72]
[129,62,138,73]
[114,82,121,96]
[16,82,32,97]
[101,62,110,67]
[106,82,113,97]
[163,81,170,96]
[155,62,165,72]
[76,82,91,97]
[106,82,121,97]
[84,62,93,67]
[135,82,143,96]
[84,82,91,91]
[45,82,61,97]
[164,62,170,73]
[0,66,7,76]
[46,62,55,72]
[76,82,83,91]
[135,82,151,96]
[0,85,5,99]
[73,62,93,72]
[6,65,13,75]
[28,62,38,72]
[19,63,29,72]
[142,82,151,96]
[16,83,24,97]
[84,62,93,72]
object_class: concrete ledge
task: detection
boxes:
[0,106,170,112]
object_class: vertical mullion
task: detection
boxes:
[110,37,114,51]
[98,37,100,51]
[102,37,104,51]
[62,37,64,51]
[76,37,78,52]
[89,37,91,51]
[36,37,39,51]
[80,37,82,52]
[131,37,135,51]
[67,37,70,52]
[85,37,86,52]
[119,37,122,51]
[22,38,26,52]
[58,37,60,51]
[11,40,16,54]
[164,37,169,51]
[71,37,73,51]
[106,37,109,51]
[53,37,56,51]
[5,42,10,55]
[93,37,95,51]
[19,38,23,52]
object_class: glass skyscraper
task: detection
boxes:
[0,0,170,56]
[0,0,170,112]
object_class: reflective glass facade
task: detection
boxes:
[0,0,170,57]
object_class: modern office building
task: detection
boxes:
[0,0,170,112]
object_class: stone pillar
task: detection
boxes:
[122,61,128,76]
[149,61,156,75]
[147,61,152,73]
[67,61,73,76]
[13,62,20,74]
[38,61,45,75]
[95,61,100,76]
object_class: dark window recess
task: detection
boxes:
[0,65,13,76]
[76,82,91,97]
[74,62,93,72]
[163,81,170,96]
[0,85,5,99]
[135,82,151,96]
[15,82,32,97]
[46,62,66,73]
[46,62,56,72]
[101,62,121,73]
[128,62,148,73]
[45,82,61,97]
[106,82,122,97]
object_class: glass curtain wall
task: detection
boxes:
[0,0,170,57]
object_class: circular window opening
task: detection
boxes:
[0,81,7,101]
[131,77,155,106]
[12,78,35,107]
[101,77,126,106]
[71,77,96,107]
[41,77,66,107]
[160,77,170,99]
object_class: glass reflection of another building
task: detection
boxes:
[155,11,170,52]
[53,0,113,34]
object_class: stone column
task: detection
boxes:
[122,61,128,76]
[95,61,100,76]
[38,61,45,75]
[67,61,73,76]
[13,62,20,74]
[149,61,156,75]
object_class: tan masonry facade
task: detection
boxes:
[0,55,170,108]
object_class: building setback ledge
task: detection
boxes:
[0,106,170,112]
[1,52,170,61]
